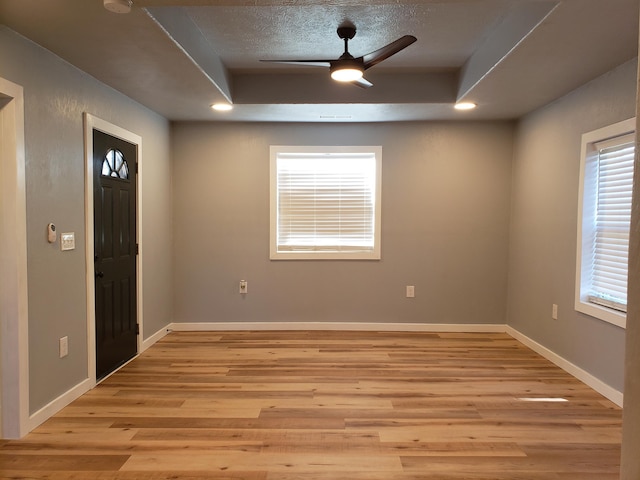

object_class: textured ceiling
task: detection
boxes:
[0,0,637,122]
[184,3,506,70]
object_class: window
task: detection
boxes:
[270,146,382,260]
[575,118,635,328]
[101,148,130,180]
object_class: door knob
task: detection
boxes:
[96,271,104,278]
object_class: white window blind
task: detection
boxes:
[270,147,381,260]
[589,135,635,312]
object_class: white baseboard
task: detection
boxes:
[168,321,507,333]
[506,326,623,407]
[27,377,93,432]
[141,324,170,352]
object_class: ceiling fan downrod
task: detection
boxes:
[337,26,357,59]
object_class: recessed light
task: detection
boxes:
[454,102,477,111]
[211,103,233,112]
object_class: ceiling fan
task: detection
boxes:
[261,25,417,88]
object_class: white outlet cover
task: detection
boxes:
[59,336,69,358]
[61,232,75,251]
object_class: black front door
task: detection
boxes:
[93,129,137,380]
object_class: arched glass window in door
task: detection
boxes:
[101,148,130,180]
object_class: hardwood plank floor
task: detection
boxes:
[0,331,622,479]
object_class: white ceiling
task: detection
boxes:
[0,0,637,122]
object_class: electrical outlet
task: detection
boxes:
[239,280,248,294]
[406,285,415,298]
[59,336,68,358]
[552,304,558,320]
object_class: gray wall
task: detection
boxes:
[507,59,638,393]
[172,121,514,326]
[0,27,173,413]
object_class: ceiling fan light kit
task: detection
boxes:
[104,0,133,14]
[330,63,364,82]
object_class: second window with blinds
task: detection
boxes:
[270,146,382,260]
[575,118,636,328]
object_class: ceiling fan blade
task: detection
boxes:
[351,77,373,88]
[260,59,332,68]
[361,35,417,69]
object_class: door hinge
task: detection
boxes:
[135,162,139,174]
[136,323,140,335]
[136,243,139,255]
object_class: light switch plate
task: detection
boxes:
[61,232,75,251]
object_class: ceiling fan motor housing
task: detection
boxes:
[337,26,357,40]
[331,58,364,74]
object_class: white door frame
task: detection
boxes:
[83,114,143,384]
[0,77,29,439]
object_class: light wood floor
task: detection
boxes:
[0,331,622,479]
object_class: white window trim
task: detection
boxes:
[270,145,382,260]
[575,117,635,329]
